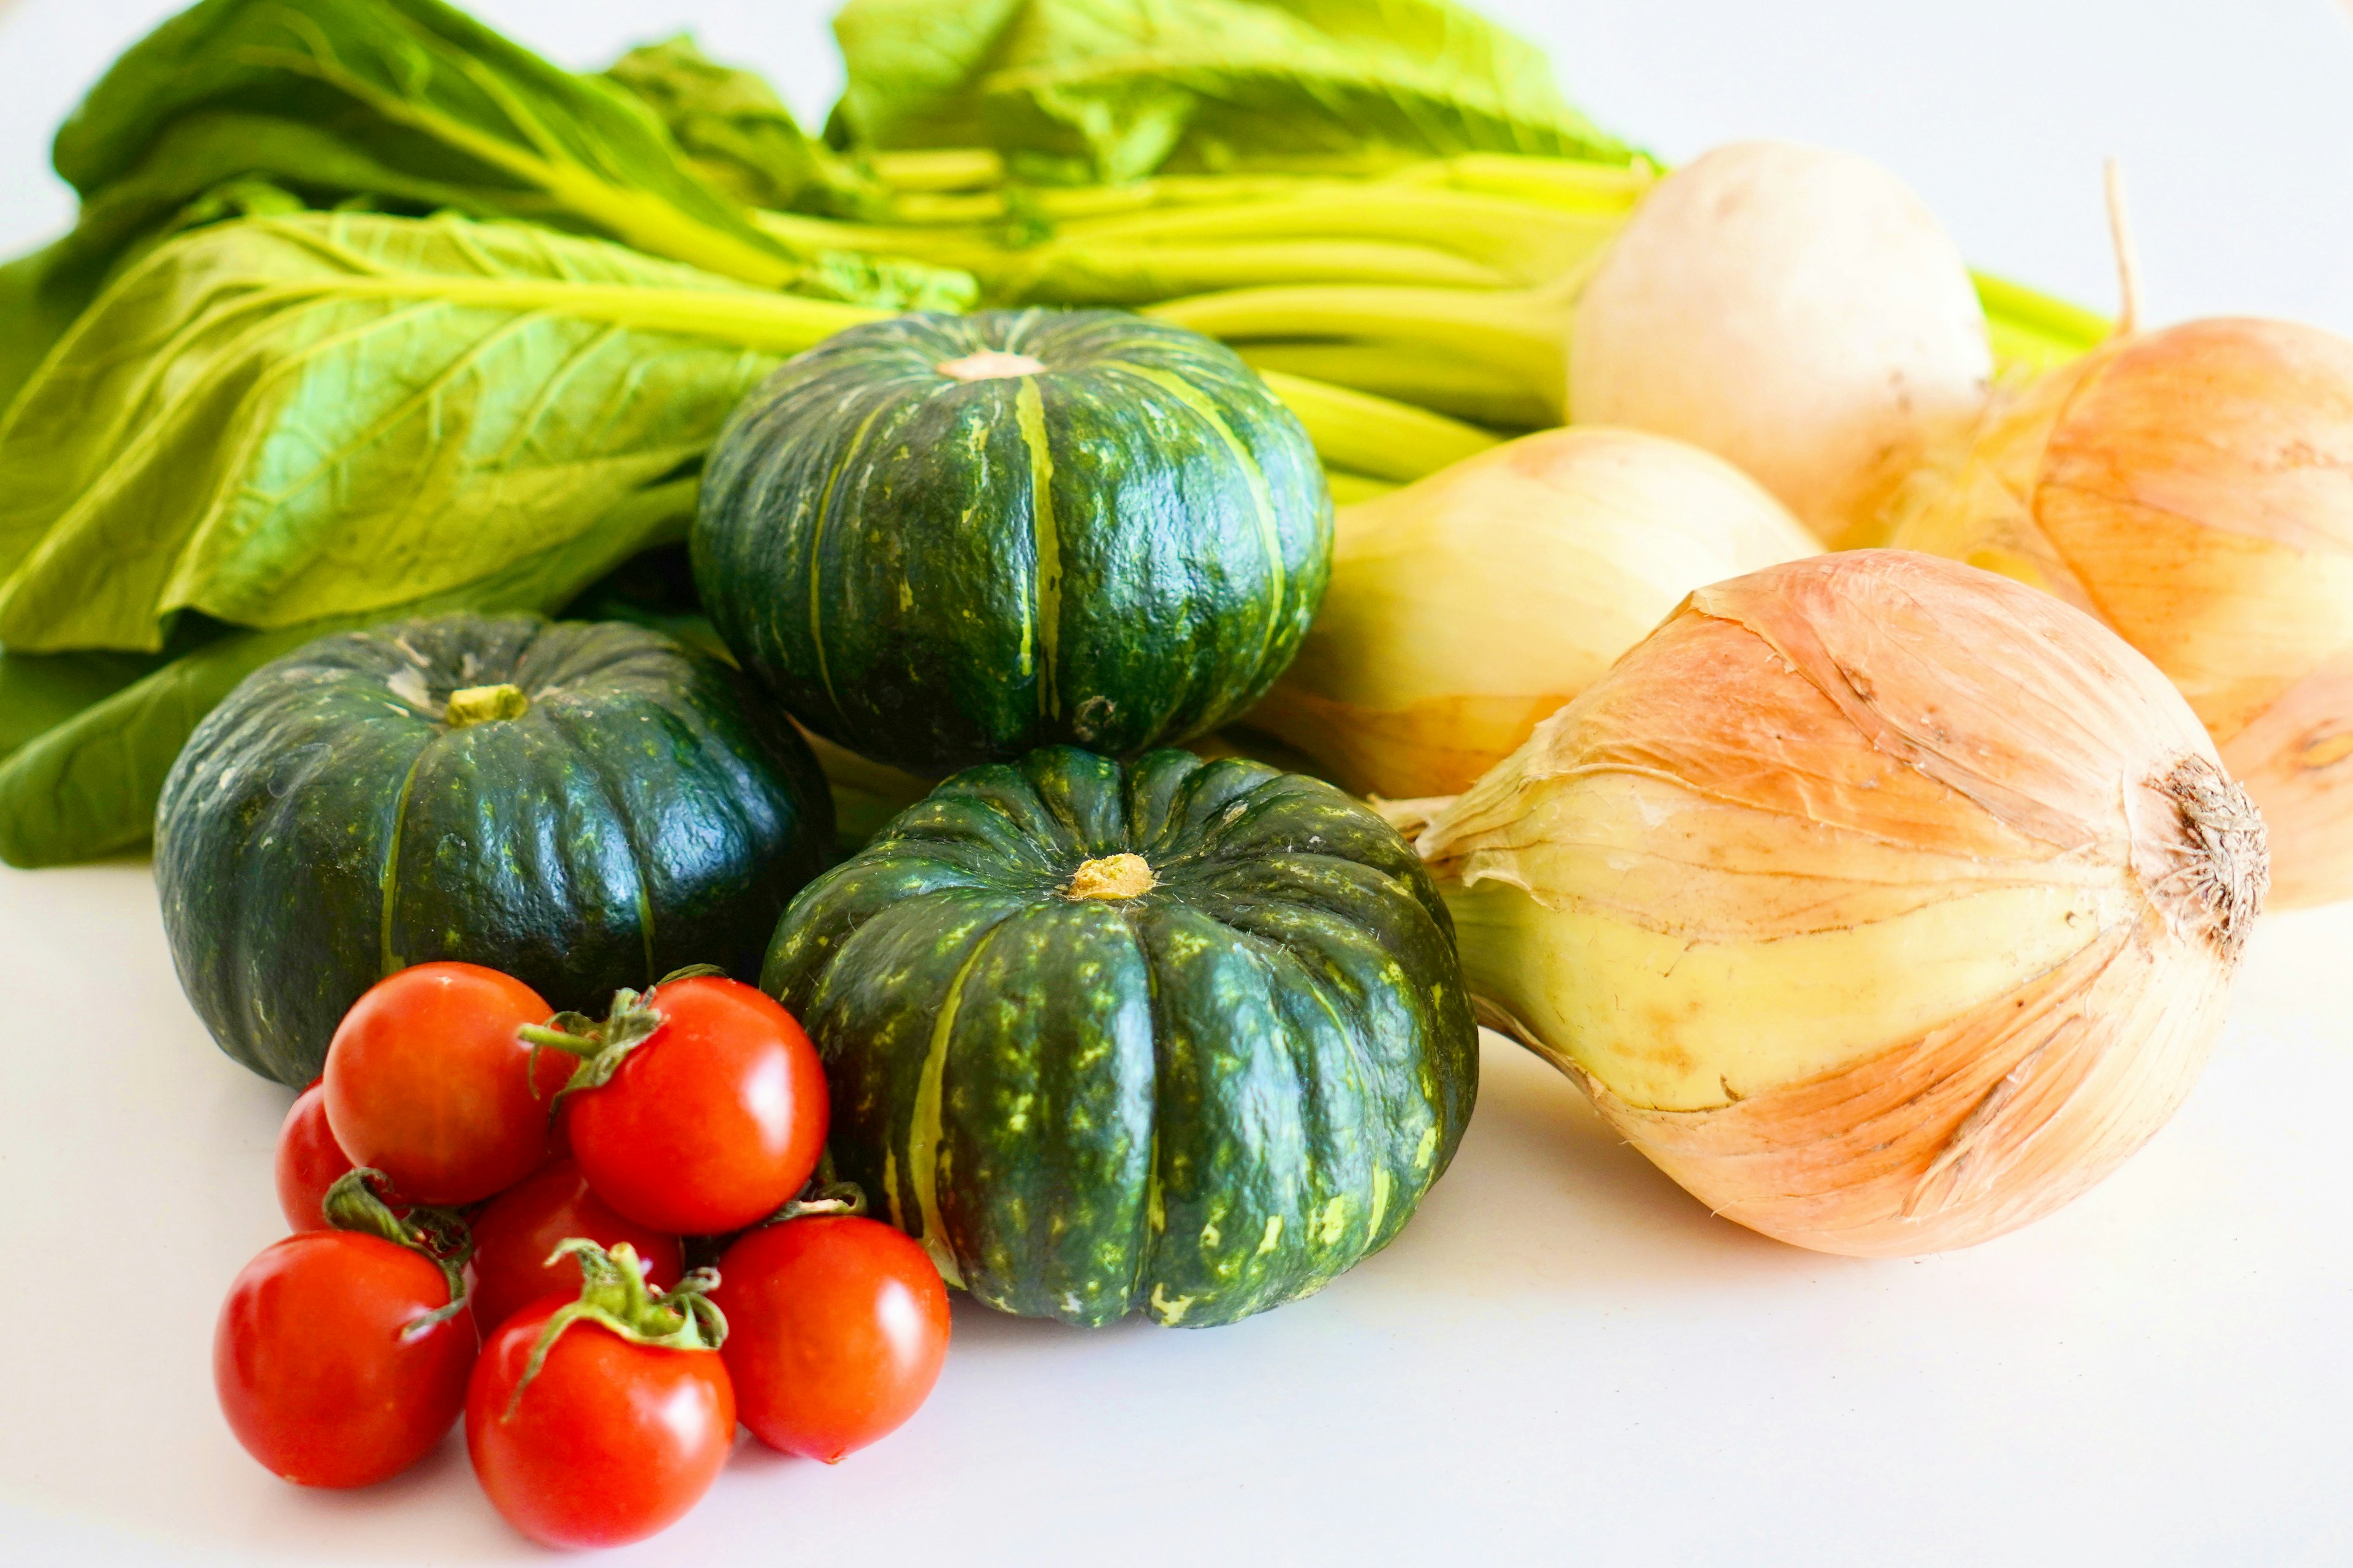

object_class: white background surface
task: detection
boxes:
[2,2,2351,1564]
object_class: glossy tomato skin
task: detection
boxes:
[323,962,569,1205]
[215,1231,475,1488]
[274,1080,357,1231]
[466,1299,735,1549]
[711,1216,950,1461]
[468,1159,685,1336]
[567,975,827,1234]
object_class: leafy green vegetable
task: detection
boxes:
[0,626,339,868]
[752,170,1639,313]
[0,474,698,869]
[0,245,94,428]
[0,648,180,767]
[829,0,1634,183]
[602,35,870,217]
[758,200,1521,301]
[0,0,972,414]
[827,0,1025,153]
[1251,367,1499,481]
[0,211,886,653]
[0,172,327,417]
[53,0,806,283]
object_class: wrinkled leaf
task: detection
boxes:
[0,89,612,415]
[1,173,329,419]
[828,0,1027,153]
[0,474,697,868]
[0,241,98,427]
[831,0,1633,183]
[0,211,885,653]
[0,0,972,398]
[603,35,867,216]
[53,0,804,285]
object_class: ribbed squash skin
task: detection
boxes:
[694,310,1332,774]
[157,615,833,1086]
[761,747,1477,1328]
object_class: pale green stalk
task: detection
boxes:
[1323,470,1398,506]
[1257,370,1500,483]
[1151,284,1572,419]
[1240,341,1553,430]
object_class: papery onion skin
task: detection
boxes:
[1887,316,2353,908]
[1415,551,2266,1257]
[1245,426,1816,800]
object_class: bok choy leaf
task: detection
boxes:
[53,0,804,283]
[0,0,972,411]
[602,35,875,218]
[0,211,881,653]
[828,0,1636,183]
[0,648,186,768]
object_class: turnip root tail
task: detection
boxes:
[2105,157,2143,335]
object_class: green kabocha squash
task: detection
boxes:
[762,746,1478,1328]
[157,614,833,1086]
[694,309,1333,775]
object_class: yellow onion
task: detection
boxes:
[1408,550,2266,1257]
[1885,316,2353,907]
[1243,426,1817,800]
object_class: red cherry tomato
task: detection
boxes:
[275,1080,357,1231]
[215,1230,474,1488]
[324,963,570,1205]
[711,1216,951,1462]
[466,1298,735,1549]
[563,975,827,1235]
[468,1160,684,1335]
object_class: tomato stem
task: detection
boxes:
[320,1168,475,1338]
[517,996,665,1097]
[516,966,730,1105]
[505,1240,727,1417]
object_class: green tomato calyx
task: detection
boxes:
[321,1167,475,1338]
[516,963,730,1104]
[506,1241,727,1417]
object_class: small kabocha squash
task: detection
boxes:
[762,746,1479,1328]
[157,614,833,1086]
[694,309,1333,775]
